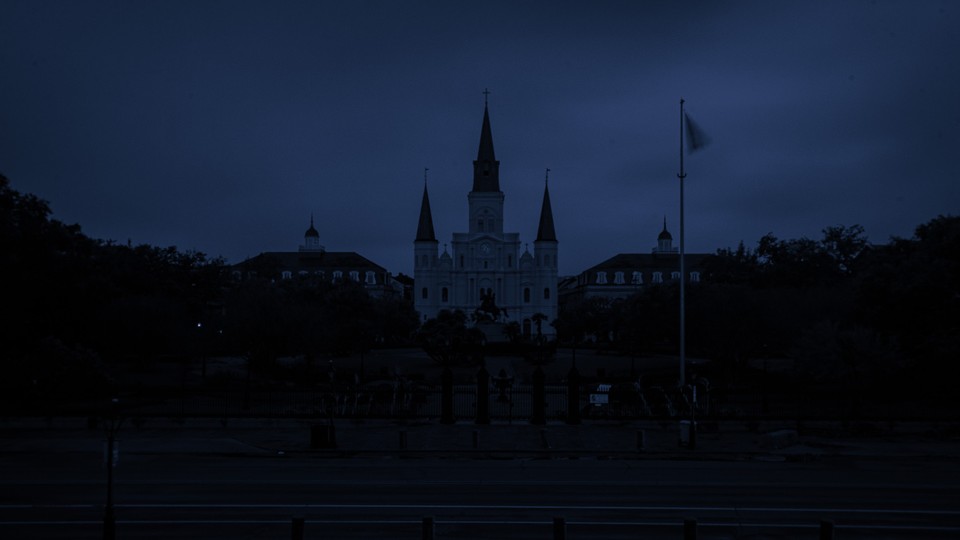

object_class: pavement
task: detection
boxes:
[2,417,960,462]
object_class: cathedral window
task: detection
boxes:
[507,255,512,267]
[544,254,551,266]
[460,255,464,268]
[523,288,530,303]
[365,271,376,284]
[596,272,608,284]
[441,287,449,302]
[421,287,428,299]
[691,271,701,283]
[543,287,550,300]
[478,218,484,231]
[652,272,663,284]
[631,271,643,284]
[614,271,625,284]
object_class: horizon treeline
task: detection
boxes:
[2,174,958,407]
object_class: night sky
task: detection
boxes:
[2,1,958,277]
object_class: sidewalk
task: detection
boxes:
[2,417,959,462]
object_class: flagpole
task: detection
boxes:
[678,98,687,388]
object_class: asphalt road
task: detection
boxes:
[2,451,959,539]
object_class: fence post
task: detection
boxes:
[441,367,455,424]
[531,365,546,425]
[422,516,435,540]
[291,515,304,540]
[566,364,581,425]
[476,365,490,424]
[553,517,566,540]
[819,520,834,540]
[683,518,697,540]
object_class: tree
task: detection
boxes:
[417,310,483,367]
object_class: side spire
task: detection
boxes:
[472,93,500,192]
[536,169,556,242]
[415,172,437,242]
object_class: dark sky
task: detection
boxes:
[2,1,958,276]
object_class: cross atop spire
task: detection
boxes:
[483,87,491,106]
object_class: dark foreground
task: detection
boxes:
[2,418,959,539]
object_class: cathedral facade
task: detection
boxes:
[414,103,558,338]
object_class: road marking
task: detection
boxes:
[86,503,960,516]
[2,519,960,533]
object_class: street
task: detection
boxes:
[2,450,959,539]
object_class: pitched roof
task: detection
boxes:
[235,251,387,273]
[582,252,710,274]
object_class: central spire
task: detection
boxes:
[472,99,500,192]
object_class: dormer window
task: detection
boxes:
[671,271,680,280]
[365,271,376,284]
[652,272,663,284]
[596,271,608,284]
[631,271,643,284]
[614,271,625,284]
[690,271,701,283]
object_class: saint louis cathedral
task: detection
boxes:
[414,102,558,338]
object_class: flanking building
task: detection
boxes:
[559,220,708,305]
[232,217,401,297]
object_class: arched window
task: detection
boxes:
[543,287,550,300]
[421,287,428,299]
[523,287,531,303]
[441,287,449,302]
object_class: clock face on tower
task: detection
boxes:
[480,242,491,255]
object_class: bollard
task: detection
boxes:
[553,517,566,540]
[399,430,407,450]
[422,516,435,540]
[683,518,697,540]
[819,519,834,540]
[103,506,116,540]
[291,515,305,540]
[472,430,480,449]
[636,429,645,451]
